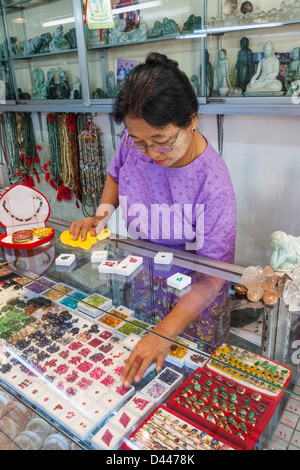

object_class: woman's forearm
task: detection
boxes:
[152,276,226,341]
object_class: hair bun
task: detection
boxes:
[145,52,178,69]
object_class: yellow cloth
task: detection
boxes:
[60,228,110,250]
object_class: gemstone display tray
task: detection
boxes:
[207,343,292,400]
[121,405,239,451]
[167,368,276,451]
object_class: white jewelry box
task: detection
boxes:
[167,272,191,290]
[154,252,173,265]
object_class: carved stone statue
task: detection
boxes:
[46,68,57,99]
[213,49,232,96]
[64,28,77,49]
[49,25,71,52]
[190,75,200,96]
[200,49,213,97]
[148,20,163,38]
[70,76,82,99]
[233,36,253,93]
[182,14,202,33]
[162,17,180,36]
[245,41,284,95]
[286,47,300,95]
[39,33,52,53]
[31,68,47,99]
[57,67,70,99]
[108,17,129,44]
[128,21,148,42]
[270,231,300,273]
[107,71,116,97]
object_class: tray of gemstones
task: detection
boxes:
[121,405,239,451]
[206,344,292,401]
[166,368,276,450]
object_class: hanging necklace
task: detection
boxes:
[3,196,43,222]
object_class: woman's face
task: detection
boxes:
[125,115,194,168]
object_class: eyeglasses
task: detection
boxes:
[125,128,181,153]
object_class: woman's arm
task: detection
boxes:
[120,275,225,387]
[69,174,119,241]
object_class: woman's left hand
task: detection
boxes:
[120,332,172,387]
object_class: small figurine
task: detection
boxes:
[148,20,163,38]
[270,231,300,273]
[17,88,31,100]
[46,68,57,99]
[200,49,213,97]
[285,47,300,95]
[213,49,232,96]
[182,14,202,33]
[70,77,82,99]
[233,36,253,93]
[92,88,109,99]
[64,28,77,49]
[31,68,47,99]
[107,71,116,97]
[57,67,70,99]
[162,17,180,36]
[108,16,129,44]
[190,75,200,96]
[128,21,148,42]
[245,41,283,95]
[39,33,52,53]
[49,25,71,52]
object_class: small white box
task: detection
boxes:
[185,351,208,370]
[98,260,119,273]
[112,305,135,317]
[122,333,141,351]
[109,408,140,435]
[114,256,143,276]
[77,293,112,317]
[91,423,124,450]
[55,253,76,266]
[154,252,173,265]
[167,272,191,290]
[125,392,155,418]
[140,378,170,406]
[91,251,108,263]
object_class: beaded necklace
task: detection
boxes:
[78,119,106,217]
[2,196,43,222]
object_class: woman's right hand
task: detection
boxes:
[69,216,105,242]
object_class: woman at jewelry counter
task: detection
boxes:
[69,52,236,387]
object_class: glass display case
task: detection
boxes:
[0,218,299,451]
[1,0,300,115]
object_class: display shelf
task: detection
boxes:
[12,48,78,60]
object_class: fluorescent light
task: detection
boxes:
[12,18,26,24]
[177,33,207,39]
[42,17,75,28]
[112,0,162,16]
[206,21,284,34]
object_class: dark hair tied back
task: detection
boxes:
[113,52,198,129]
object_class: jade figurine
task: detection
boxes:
[245,41,284,95]
[148,20,163,38]
[31,68,47,99]
[213,49,232,96]
[182,14,202,33]
[57,67,70,99]
[70,77,82,99]
[270,231,300,273]
[49,25,71,52]
[233,37,253,93]
[286,47,300,96]
[200,49,213,97]
[162,17,180,36]
[46,68,57,99]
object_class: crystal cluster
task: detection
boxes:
[283,266,300,311]
[235,265,279,306]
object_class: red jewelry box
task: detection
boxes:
[206,344,293,405]
[166,368,276,451]
[0,184,55,250]
[120,404,242,451]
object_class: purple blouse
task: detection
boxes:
[108,131,236,264]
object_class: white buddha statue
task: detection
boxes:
[246,41,284,95]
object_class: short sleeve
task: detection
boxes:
[107,132,128,184]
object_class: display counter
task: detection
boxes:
[0,218,299,451]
